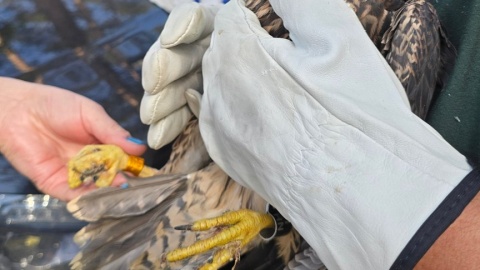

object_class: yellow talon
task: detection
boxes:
[166,209,275,269]
[68,145,157,188]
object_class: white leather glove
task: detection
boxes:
[200,0,475,269]
[141,2,218,149]
[149,0,225,13]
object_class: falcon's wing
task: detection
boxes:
[69,162,270,270]
[382,0,456,119]
[68,120,275,269]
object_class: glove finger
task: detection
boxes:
[262,0,410,108]
[185,88,203,118]
[147,107,192,150]
[213,0,407,111]
[204,0,465,184]
[140,68,202,124]
[269,0,362,48]
[142,35,210,94]
[160,2,220,48]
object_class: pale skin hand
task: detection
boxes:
[0,77,146,201]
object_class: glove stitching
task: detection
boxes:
[153,47,164,94]
[149,93,162,124]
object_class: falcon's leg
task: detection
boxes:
[167,209,275,269]
[68,145,157,188]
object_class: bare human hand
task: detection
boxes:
[0,77,146,201]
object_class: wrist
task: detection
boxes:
[392,167,480,269]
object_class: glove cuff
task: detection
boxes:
[391,166,480,269]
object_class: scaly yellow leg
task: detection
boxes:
[166,209,275,269]
[68,145,157,188]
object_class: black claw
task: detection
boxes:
[174,224,193,231]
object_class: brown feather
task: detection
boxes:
[69,1,456,269]
[69,121,274,269]
[157,118,211,174]
[382,0,456,119]
[347,0,393,47]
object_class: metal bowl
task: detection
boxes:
[0,194,85,270]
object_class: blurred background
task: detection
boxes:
[0,0,169,268]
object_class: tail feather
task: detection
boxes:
[71,193,183,269]
[73,218,124,246]
[72,242,150,270]
[67,174,188,222]
[68,108,300,269]
[68,164,268,269]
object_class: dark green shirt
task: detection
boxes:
[428,0,480,163]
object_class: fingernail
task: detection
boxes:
[126,137,145,145]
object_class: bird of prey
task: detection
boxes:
[381,0,456,119]
[68,119,296,270]
[66,0,456,269]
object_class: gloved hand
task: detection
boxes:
[149,0,226,13]
[141,2,218,149]
[200,0,475,269]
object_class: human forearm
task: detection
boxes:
[416,190,480,270]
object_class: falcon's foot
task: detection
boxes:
[68,145,155,188]
[167,209,275,270]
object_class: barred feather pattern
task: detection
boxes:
[69,118,301,270]
[245,0,290,39]
[69,0,456,269]
[347,0,393,47]
[156,119,211,175]
[382,0,456,119]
